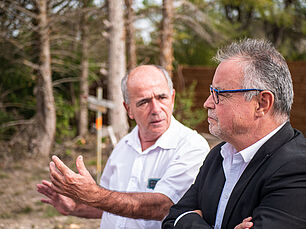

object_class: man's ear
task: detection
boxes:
[255,91,274,117]
[170,89,176,111]
[123,102,134,119]
[171,89,176,103]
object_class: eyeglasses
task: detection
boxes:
[210,85,264,104]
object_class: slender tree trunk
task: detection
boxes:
[160,0,174,76]
[125,0,137,71]
[108,0,128,139]
[79,1,89,137]
[35,0,56,156]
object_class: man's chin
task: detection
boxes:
[149,125,167,135]
[209,126,222,139]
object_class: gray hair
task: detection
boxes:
[215,38,294,121]
[121,65,173,104]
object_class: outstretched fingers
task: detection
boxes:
[49,156,76,183]
[37,185,51,198]
[51,155,74,176]
[37,180,57,206]
[76,155,90,177]
[49,162,63,186]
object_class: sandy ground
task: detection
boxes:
[0,158,101,229]
[0,136,104,229]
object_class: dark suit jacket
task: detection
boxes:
[162,122,306,229]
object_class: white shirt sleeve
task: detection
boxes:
[174,211,199,226]
[153,134,210,203]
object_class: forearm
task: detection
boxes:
[49,155,172,220]
[86,186,173,220]
[70,202,103,219]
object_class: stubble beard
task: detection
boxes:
[209,117,249,142]
[208,111,223,139]
[209,122,223,140]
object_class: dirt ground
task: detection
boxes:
[0,134,106,229]
[0,133,220,229]
[0,159,101,229]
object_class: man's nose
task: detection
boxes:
[151,98,161,113]
[203,94,215,109]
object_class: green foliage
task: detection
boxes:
[0,212,11,219]
[0,172,9,179]
[54,93,77,141]
[174,81,207,129]
[88,159,96,166]
[1,0,306,149]
[0,48,36,140]
[43,205,61,218]
[65,149,72,157]
[14,205,33,214]
[214,0,306,60]
[173,30,217,66]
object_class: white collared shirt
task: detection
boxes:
[214,122,286,229]
[100,116,210,229]
[174,122,285,228]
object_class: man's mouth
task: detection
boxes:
[207,115,218,123]
[207,111,217,121]
[150,119,164,125]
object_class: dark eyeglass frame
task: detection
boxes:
[210,85,264,104]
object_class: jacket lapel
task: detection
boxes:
[199,143,226,225]
[221,122,295,227]
[206,152,226,224]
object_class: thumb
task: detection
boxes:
[76,155,90,176]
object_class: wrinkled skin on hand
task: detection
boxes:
[49,155,101,205]
[36,180,76,215]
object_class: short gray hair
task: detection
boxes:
[121,65,173,104]
[215,38,293,121]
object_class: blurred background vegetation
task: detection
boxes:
[0,0,305,160]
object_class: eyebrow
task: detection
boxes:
[136,98,151,107]
[212,85,224,90]
[135,93,169,107]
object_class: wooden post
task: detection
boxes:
[96,87,103,183]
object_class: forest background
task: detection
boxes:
[0,0,305,228]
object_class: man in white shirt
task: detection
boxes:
[162,39,306,229]
[37,65,210,229]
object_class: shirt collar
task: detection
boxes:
[125,125,142,153]
[125,116,178,153]
[154,116,180,149]
[221,122,286,163]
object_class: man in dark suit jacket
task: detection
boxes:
[162,39,306,229]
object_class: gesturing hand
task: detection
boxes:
[49,155,100,204]
[37,180,76,215]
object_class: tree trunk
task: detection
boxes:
[108,0,129,139]
[160,0,174,76]
[35,0,56,156]
[79,1,90,137]
[125,0,137,71]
